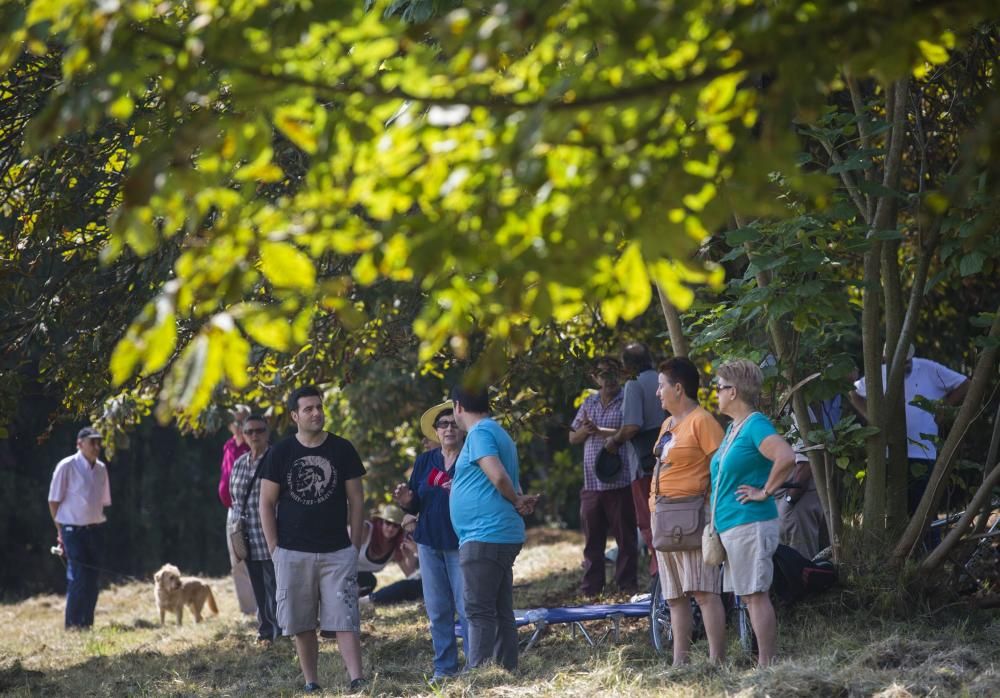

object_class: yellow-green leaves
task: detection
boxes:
[241,306,293,351]
[259,241,316,292]
[110,297,178,386]
[913,32,956,78]
[235,147,284,183]
[232,300,313,354]
[600,242,652,326]
[109,93,134,121]
[158,315,250,422]
[274,100,327,155]
[650,259,724,312]
[13,0,989,429]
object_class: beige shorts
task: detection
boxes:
[720,518,780,596]
[654,549,722,600]
[273,545,360,636]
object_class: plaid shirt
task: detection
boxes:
[572,390,629,491]
[229,448,270,561]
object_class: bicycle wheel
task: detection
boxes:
[649,575,672,654]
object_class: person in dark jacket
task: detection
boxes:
[393,402,469,680]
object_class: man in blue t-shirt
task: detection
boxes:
[449,384,537,672]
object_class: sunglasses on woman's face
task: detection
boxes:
[435,420,458,430]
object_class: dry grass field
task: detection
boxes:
[2,528,999,697]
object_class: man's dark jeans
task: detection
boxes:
[61,524,104,628]
[245,559,280,640]
[459,541,522,672]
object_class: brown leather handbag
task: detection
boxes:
[650,459,706,552]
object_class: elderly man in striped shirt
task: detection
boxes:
[569,356,638,596]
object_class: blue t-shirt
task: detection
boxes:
[449,418,525,546]
[406,448,459,551]
[709,413,779,533]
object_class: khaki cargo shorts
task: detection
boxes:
[272,545,360,636]
[720,518,780,596]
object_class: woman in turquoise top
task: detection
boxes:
[710,359,795,668]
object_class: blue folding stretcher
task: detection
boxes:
[456,601,651,650]
[515,601,651,650]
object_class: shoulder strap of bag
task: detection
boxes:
[240,447,269,513]
[652,418,673,498]
[710,412,757,524]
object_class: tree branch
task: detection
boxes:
[920,399,1000,572]
[817,137,871,225]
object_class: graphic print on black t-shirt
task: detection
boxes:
[287,454,338,505]
[262,432,366,553]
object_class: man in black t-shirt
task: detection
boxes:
[260,385,367,693]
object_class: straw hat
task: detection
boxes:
[419,400,454,443]
[375,504,406,526]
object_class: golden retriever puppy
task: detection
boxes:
[153,563,219,625]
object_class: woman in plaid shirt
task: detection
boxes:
[229,414,279,643]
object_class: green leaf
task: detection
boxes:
[725,227,760,245]
[241,307,293,351]
[970,312,996,328]
[108,94,134,121]
[827,155,871,174]
[856,179,904,200]
[959,251,985,277]
[259,241,316,291]
[871,228,903,240]
[141,305,177,375]
[917,39,949,65]
[110,337,141,386]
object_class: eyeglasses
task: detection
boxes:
[717,384,736,392]
[243,427,267,435]
[435,420,458,430]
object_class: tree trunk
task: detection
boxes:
[892,303,1000,564]
[860,241,887,538]
[656,283,689,358]
[823,450,843,559]
[860,78,909,542]
[881,239,909,532]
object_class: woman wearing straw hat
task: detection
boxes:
[355,504,418,597]
[393,401,468,681]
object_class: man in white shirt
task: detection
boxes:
[48,426,111,629]
[850,344,968,514]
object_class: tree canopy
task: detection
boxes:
[2,1,1000,583]
[1,0,993,424]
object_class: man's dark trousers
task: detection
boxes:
[246,559,281,640]
[580,487,638,595]
[61,524,104,628]
[460,541,522,671]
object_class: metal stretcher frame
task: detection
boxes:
[514,601,652,650]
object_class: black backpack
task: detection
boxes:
[771,544,837,604]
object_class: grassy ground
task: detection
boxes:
[2,528,998,697]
